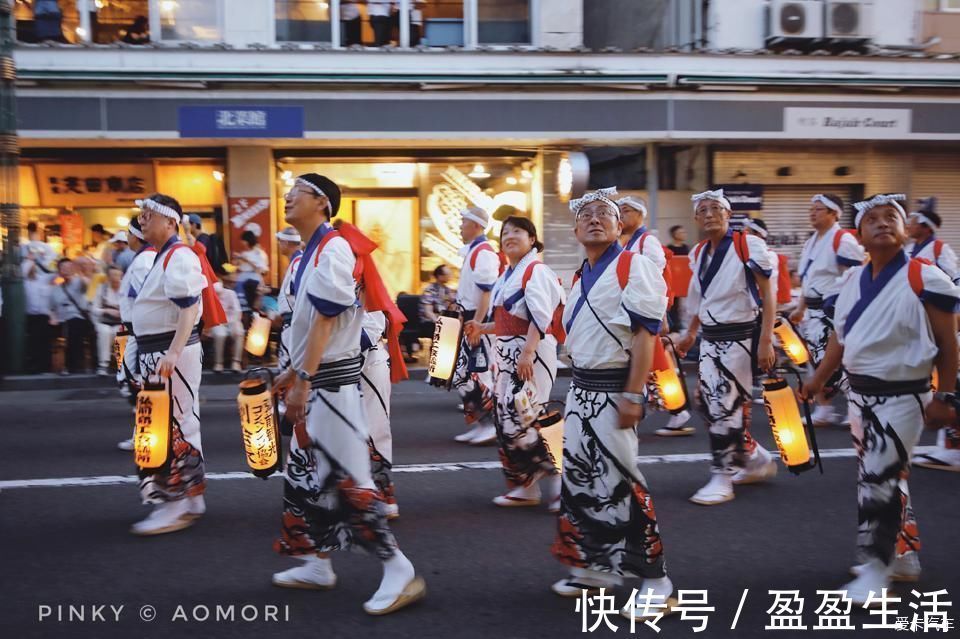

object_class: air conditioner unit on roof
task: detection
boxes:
[766,0,824,41]
[826,0,872,39]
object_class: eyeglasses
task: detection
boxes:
[576,209,619,223]
[137,209,153,225]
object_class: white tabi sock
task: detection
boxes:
[367,550,416,607]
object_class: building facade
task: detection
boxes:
[12,0,960,289]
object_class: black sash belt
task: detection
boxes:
[572,367,630,393]
[137,327,200,354]
[702,321,757,343]
[804,297,824,310]
[310,354,364,391]
[848,374,930,397]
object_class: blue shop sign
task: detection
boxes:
[178,106,304,138]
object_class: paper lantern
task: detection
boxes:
[650,338,687,414]
[537,410,564,472]
[932,368,939,392]
[428,311,463,385]
[773,317,810,367]
[245,314,272,357]
[762,376,815,473]
[114,330,128,372]
[237,372,282,478]
[134,380,172,472]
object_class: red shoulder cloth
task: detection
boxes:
[327,223,410,383]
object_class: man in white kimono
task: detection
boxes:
[788,194,866,426]
[802,193,958,602]
[552,187,677,622]
[618,194,693,437]
[677,189,778,506]
[906,197,960,472]
[451,206,500,445]
[271,173,424,616]
[116,215,155,451]
[129,194,207,535]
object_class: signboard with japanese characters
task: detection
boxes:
[227,197,273,281]
[178,106,305,138]
[35,164,155,208]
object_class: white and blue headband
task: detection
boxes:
[853,194,906,228]
[691,189,732,212]
[811,194,843,216]
[570,187,619,218]
[616,196,647,217]
[135,198,180,223]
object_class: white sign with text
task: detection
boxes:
[784,107,912,139]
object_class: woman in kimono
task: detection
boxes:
[464,216,564,511]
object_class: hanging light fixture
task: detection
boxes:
[468,164,490,179]
[428,310,463,389]
[134,379,172,473]
[761,371,822,474]
[773,316,810,367]
[245,314,272,357]
[237,369,282,478]
[649,338,688,414]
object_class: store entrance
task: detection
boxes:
[338,196,420,297]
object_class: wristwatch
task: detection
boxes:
[622,391,645,405]
[296,369,312,382]
[933,391,956,404]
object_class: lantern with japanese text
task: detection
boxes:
[537,407,565,472]
[762,372,822,474]
[649,338,688,414]
[245,314,272,357]
[237,369,282,478]
[428,310,463,389]
[134,380,172,473]
[773,317,810,367]
[114,328,128,373]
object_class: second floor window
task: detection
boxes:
[276,0,331,43]
[477,0,530,45]
[158,0,220,41]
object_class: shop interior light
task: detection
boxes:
[95,0,105,8]
[557,156,573,201]
[468,164,491,179]
[505,176,518,186]
[75,27,87,38]
[116,215,129,227]
[521,169,533,180]
[161,0,178,14]
[212,170,224,182]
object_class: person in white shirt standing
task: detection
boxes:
[789,194,866,427]
[677,189,778,506]
[93,264,124,376]
[368,0,394,46]
[455,206,501,445]
[129,193,208,536]
[209,277,244,373]
[907,196,960,472]
[618,194,694,437]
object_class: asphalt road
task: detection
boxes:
[1,376,958,639]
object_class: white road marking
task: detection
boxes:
[0,446,939,490]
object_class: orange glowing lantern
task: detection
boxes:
[428,311,463,387]
[762,375,820,474]
[773,317,810,367]
[536,408,565,472]
[650,338,688,414]
[237,370,282,478]
[134,380,172,472]
[114,329,128,372]
[245,314,272,357]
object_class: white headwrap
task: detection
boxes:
[275,227,302,243]
[461,206,491,230]
[909,212,939,230]
[616,196,647,217]
[853,194,907,228]
[243,222,263,238]
[570,187,619,218]
[744,218,768,239]
[691,189,732,212]
[127,223,144,241]
[810,194,843,216]
[295,177,327,199]
[135,198,180,223]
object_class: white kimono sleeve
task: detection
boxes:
[918,262,960,314]
[162,248,207,308]
[362,310,387,347]
[836,232,866,268]
[611,253,668,335]
[639,234,667,271]
[522,264,563,336]
[831,267,861,346]
[306,237,357,317]
[473,249,500,292]
[936,243,959,283]
[744,234,775,279]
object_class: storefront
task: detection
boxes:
[274,152,540,295]
[18,156,225,259]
